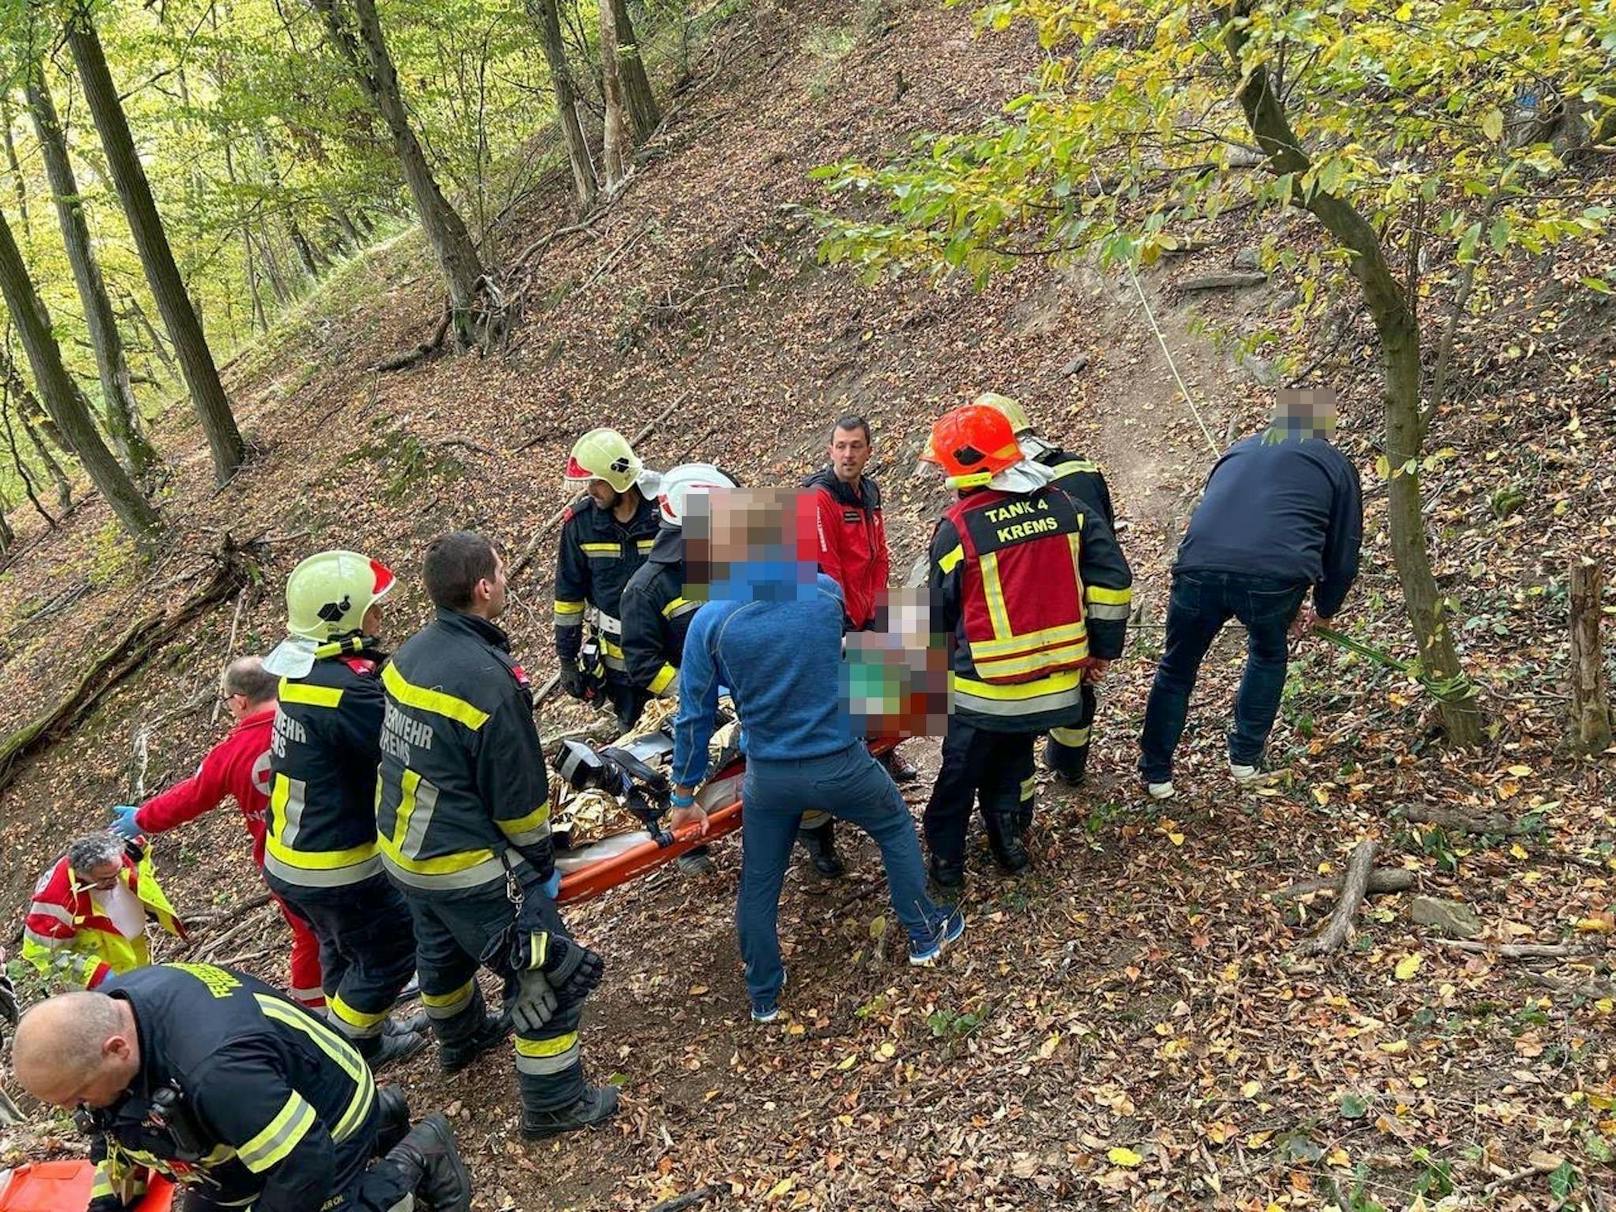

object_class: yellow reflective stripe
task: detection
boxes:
[979,552,1013,640]
[264,834,376,870]
[1052,459,1098,476]
[376,832,496,875]
[973,643,1089,679]
[648,663,677,695]
[580,542,621,554]
[237,1091,317,1173]
[254,995,374,1142]
[1050,726,1091,746]
[661,596,689,618]
[277,679,343,708]
[970,621,1088,659]
[554,599,586,615]
[636,540,656,551]
[953,670,1083,700]
[90,1169,116,1200]
[937,544,964,574]
[1086,585,1132,605]
[514,1031,579,1058]
[382,663,489,731]
[601,637,626,659]
[329,994,390,1030]
[497,801,551,839]
[422,980,474,1010]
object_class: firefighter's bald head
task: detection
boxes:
[14,991,139,1109]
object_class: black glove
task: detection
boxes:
[558,661,587,700]
[88,1196,126,1212]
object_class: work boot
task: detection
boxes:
[374,1085,411,1156]
[386,1010,430,1037]
[983,811,1030,874]
[798,821,845,878]
[386,1113,472,1212]
[394,972,422,1006]
[520,1084,621,1141]
[359,1028,429,1073]
[882,747,920,784]
[928,858,965,900]
[439,1013,511,1076]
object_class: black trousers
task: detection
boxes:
[269,872,417,1053]
[922,721,1035,868]
[397,879,586,1111]
[1044,681,1098,781]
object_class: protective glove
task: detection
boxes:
[510,965,558,1033]
[520,930,605,1009]
[110,804,142,839]
[558,661,587,700]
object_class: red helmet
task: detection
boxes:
[921,404,1023,488]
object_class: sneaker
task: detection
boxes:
[909,909,966,967]
[1145,780,1177,800]
[676,848,716,876]
[1228,762,1266,787]
[751,971,786,1023]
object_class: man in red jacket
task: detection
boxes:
[110,657,325,1009]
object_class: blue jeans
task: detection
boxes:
[738,744,944,1004]
[1138,571,1308,783]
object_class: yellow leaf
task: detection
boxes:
[1107,1146,1144,1167]
[767,1177,796,1200]
[1507,764,1533,776]
[1040,1033,1062,1058]
[1481,108,1504,141]
[689,985,709,995]
[878,1042,896,1059]
[1575,916,1615,934]
[1327,1147,1351,1166]
[788,1023,806,1036]
[837,1054,857,1071]
[1510,842,1529,859]
[1395,954,1422,980]
[1241,1080,1261,1098]
[1313,786,1330,806]
[1380,1039,1409,1054]
[1245,1130,1274,1149]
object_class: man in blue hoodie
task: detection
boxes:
[1139,390,1363,798]
[666,488,963,1023]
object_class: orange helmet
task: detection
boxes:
[921,404,1023,489]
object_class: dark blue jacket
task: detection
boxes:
[1175,433,1363,617]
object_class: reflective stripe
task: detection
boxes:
[27,900,73,925]
[329,994,390,1035]
[952,671,1084,718]
[514,1031,580,1075]
[1051,459,1099,476]
[973,642,1089,680]
[380,849,508,890]
[580,543,621,556]
[290,985,326,1005]
[661,596,699,619]
[268,771,377,876]
[255,994,374,1142]
[421,980,475,1019]
[979,552,1014,639]
[648,663,677,695]
[263,849,382,887]
[969,621,1088,660]
[937,544,964,574]
[272,773,307,848]
[237,1091,317,1173]
[1049,725,1091,746]
[382,664,489,731]
[22,926,66,949]
[1086,585,1131,605]
[1085,602,1131,620]
[399,771,438,858]
[554,599,586,615]
[277,679,343,708]
[497,801,552,849]
[636,539,656,551]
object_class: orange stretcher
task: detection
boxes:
[0,1161,173,1212]
[555,733,896,906]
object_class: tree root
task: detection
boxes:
[1399,804,1531,836]
[1271,867,1413,900]
[1295,839,1377,956]
[372,306,452,372]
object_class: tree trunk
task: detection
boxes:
[0,94,31,242]
[597,0,628,188]
[310,0,492,349]
[611,0,661,143]
[0,395,55,529]
[254,222,293,306]
[0,206,157,537]
[1,352,73,459]
[0,489,14,551]
[1569,559,1613,755]
[20,403,72,512]
[528,0,597,210]
[25,60,158,480]
[119,290,179,378]
[66,6,243,486]
[1226,22,1484,747]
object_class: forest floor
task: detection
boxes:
[1,0,1613,1208]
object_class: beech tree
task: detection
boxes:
[529,0,597,210]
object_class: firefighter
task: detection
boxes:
[107,657,325,1010]
[972,393,1129,787]
[920,403,1132,892]
[13,962,471,1212]
[22,835,183,991]
[380,531,617,1140]
[261,550,424,1070]
[554,427,661,732]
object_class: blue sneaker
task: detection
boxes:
[909,909,966,967]
[750,970,786,1023]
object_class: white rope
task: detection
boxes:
[1124,259,1221,460]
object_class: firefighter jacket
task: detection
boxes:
[929,485,1132,733]
[619,526,702,696]
[263,639,386,890]
[377,608,553,894]
[804,467,889,630]
[23,846,184,989]
[135,706,275,866]
[88,962,377,1212]
[1028,441,1117,531]
[553,492,660,673]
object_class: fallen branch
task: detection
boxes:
[1398,804,1531,836]
[1296,839,1377,956]
[1521,970,1616,1000]
[509,216,602,272]
[190,896,275,961]
[1270,868,1414,900]
[647,1184,723,1212]
[372,306,452,373]
[1432,939,1596,960]
[1178,271,1267,292]
[0,540,260,796]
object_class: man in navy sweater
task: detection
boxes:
[1139,391,1363,798]
[667,488,962,1023]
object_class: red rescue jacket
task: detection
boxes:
[135,707,276,866]
[804,467,889,630]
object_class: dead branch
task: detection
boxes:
[1398,804,1530,836]
[1432,939,1598,960]
[647,1186,723,1212]
[1296,839,1377,956]
[373,306,452,373]
[1520,970,1616,1000]
[509,216,602,272]
[190,896,275,961]
[1270,868,1413,900]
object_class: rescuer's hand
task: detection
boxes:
[1290,605,1321,641]
[1083,659,1112,684]
[558,662,588,700]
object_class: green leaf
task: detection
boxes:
[1488,215,1511,252]
[1580,276,1613,295]
[1339,1092,1369,1119]
[1548,1160,1578,1202]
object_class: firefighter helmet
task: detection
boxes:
[565,428,643,494]
[921,404,1024,489]
[285,550,396,640]
[972,391,1034,436]
[657,463,739,527]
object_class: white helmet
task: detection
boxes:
[657,463,738,527]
